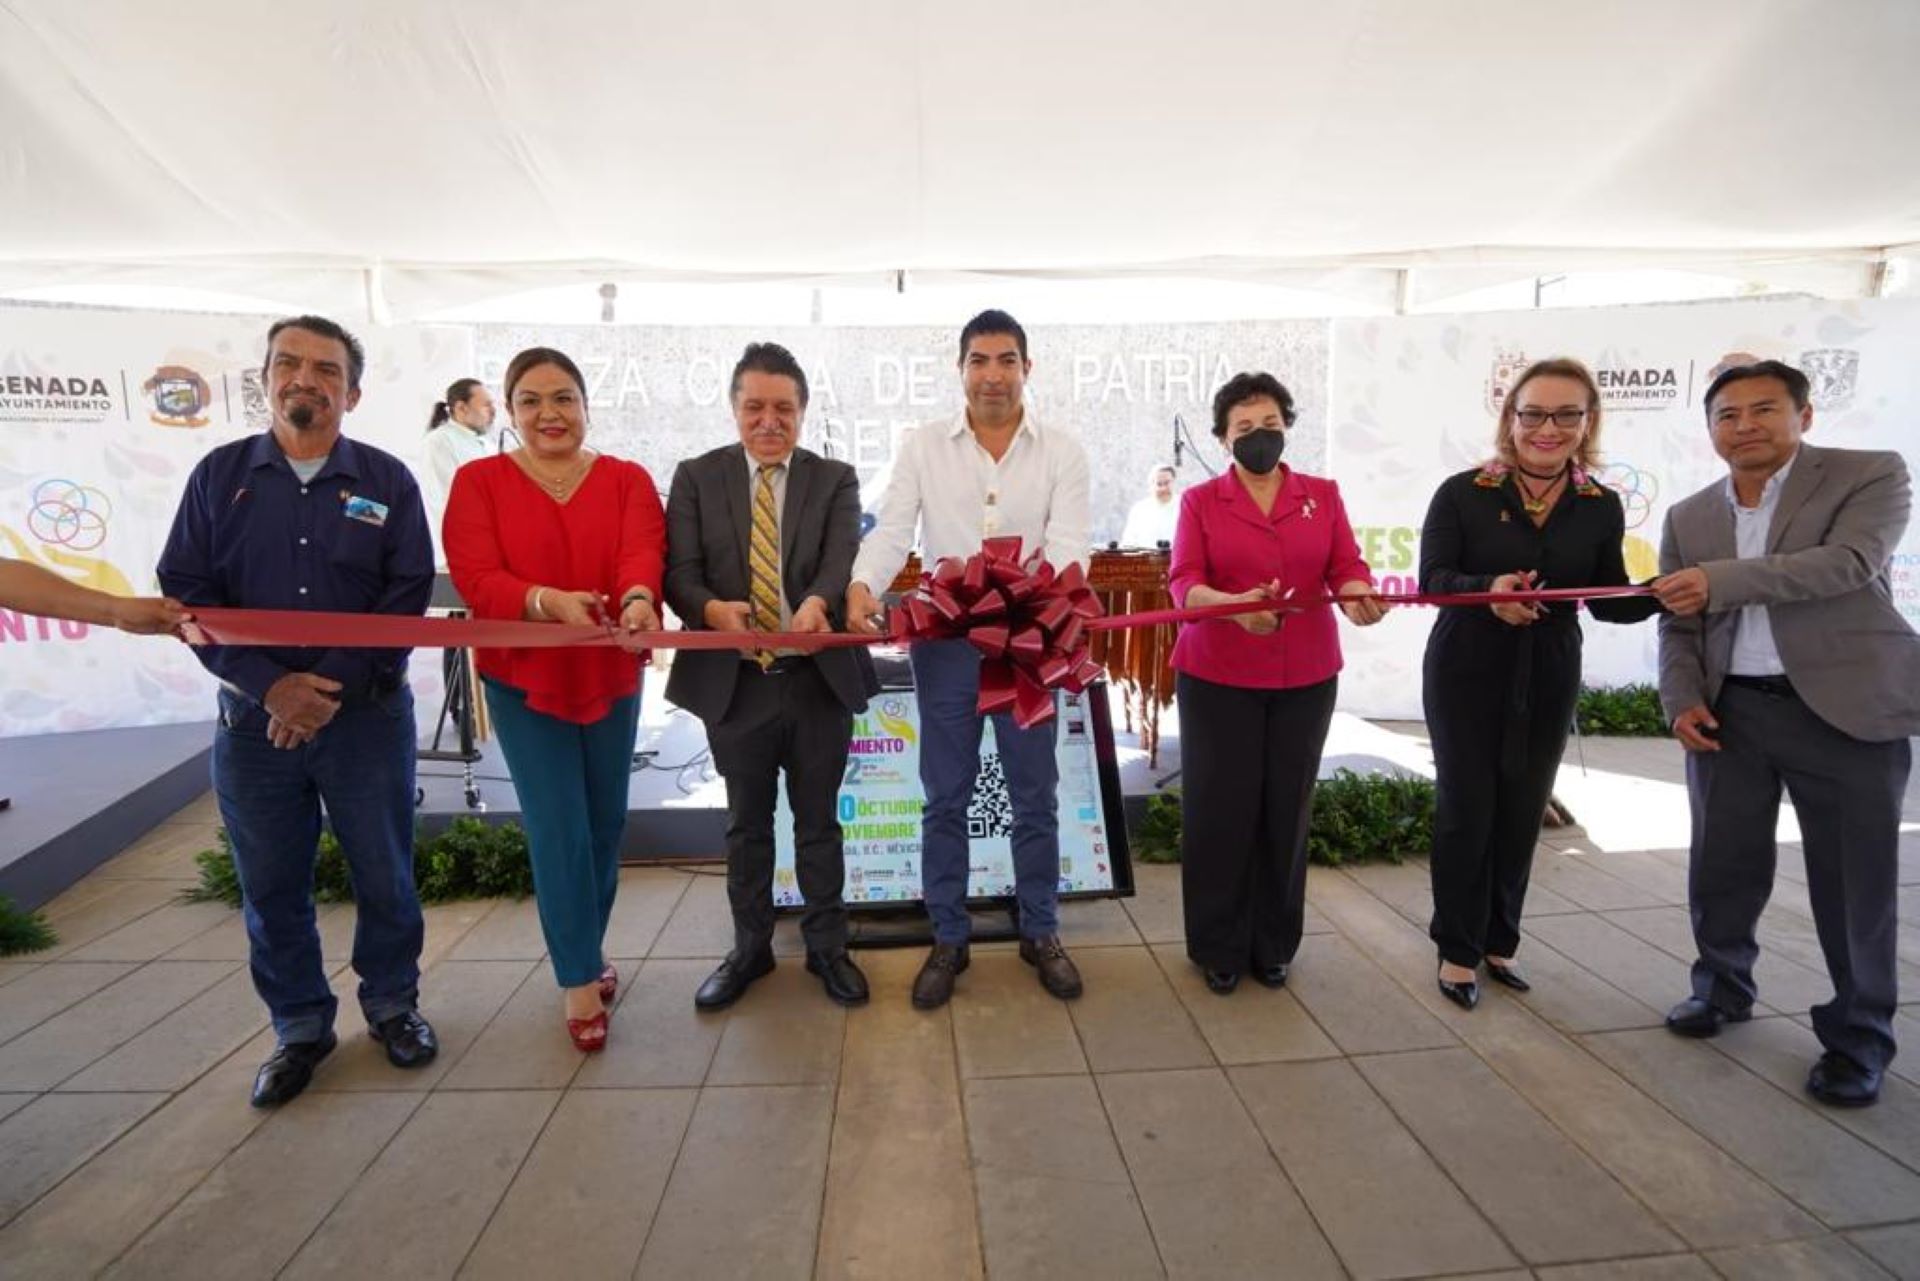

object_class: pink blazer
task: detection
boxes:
[1168,467,1373,689]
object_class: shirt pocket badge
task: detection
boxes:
[343,495,389,528]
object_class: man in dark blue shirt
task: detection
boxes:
[159,315,439,1107]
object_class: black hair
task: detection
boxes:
[264,315,366,391]
[1703,359,1811,417]
[503,347,588,406]
[958,309,1029,364]
[427,377,485,431]
[729,342,810,409]
[1210,372,1298,439]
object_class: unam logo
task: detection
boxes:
[143,365,212,428]
[1799,348,1859,412]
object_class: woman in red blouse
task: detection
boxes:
[443,347,665,1051]
[1168,372,1389,994]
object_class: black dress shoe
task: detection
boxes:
[1437,976,1480,1010]
[1484,963,1531,993]
[694,948,776,1011]
[911,944,970,1009]
[1664,996,1750,1038]
[367,1010,439,1069]
[1019,935,1084,1000]
[1807,1051,1882,1107]
[805,950,870,1007]
[1251,962,1289,989]
[250,1031,338,1108]
[1203,969,1240,995]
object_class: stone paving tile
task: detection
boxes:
[1119,863,1184,944]
[816,949,981,1281]
[962,1075,1162,1281]
[1602,904,1839,1017]
[445,895,548,962]
[1848,1221,1920,1279]
[1285,930,1458,1055]
[461,1087,696,1280]
[636,1084,835,1281]
[0,1092,33,1123]
[1149,943,1339,1065]
[1233,1058,1517,1279]
[103,1091,424,1281]
[0,961,139,1046]
[950,949,1088,1079]
[60,898,234,963]
[90,823,220,881]
[645,872,734,960]
[1358,1047,1683,1265]
[1703,1234,1897,1279]
[437,962,589,1091]
[36,881,183,959]
[312,959,533,1094]
[0,961,37,990]
[1583,1027,1920,1228]
[573,957,729,1089]
[0,960,235,1091]
[416,899,495,970]
[601,866,692,957]
[59,966,267,1093]
[1528,850,1670,912]
[1534,1258,1719,1279]
[279,1090,558,1280]
[1710,1015,1920,1175]
[705,960,847,1086]
[1064,945,1214,1073]
[1510,929,1670,1031]
[1100,1066,1343,1280]
[1054,895,1145,946]
[1526,912,1726,1017]
[0,1091,166,1225]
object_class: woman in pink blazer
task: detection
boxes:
[1168,372,1389,993]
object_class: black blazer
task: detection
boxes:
[663,443,879,722]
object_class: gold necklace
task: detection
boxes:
[521,451,590,498]
[1513,467,1566,516]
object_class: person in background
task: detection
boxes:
[1420,357,1658,1011]
[1120,463,1181,547]
[422,378,496,565]
[442,346,665,1053]
[1168,372,1387,994]
[158,314,439,1107]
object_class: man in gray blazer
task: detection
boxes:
[1655,358,1920,1106]
[665,342,880,1011]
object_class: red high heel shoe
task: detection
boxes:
[567,1010,608,1053]
[598,962,618,1005]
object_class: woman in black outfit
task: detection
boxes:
[1420,357,1660,1009]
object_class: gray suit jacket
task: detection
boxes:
[662,444,879,724]
[1657,442,1920,742]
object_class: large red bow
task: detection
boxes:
[889,537,1107,728]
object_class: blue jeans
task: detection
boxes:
[909,638,1061,945]
[483,679,639,988]
[213,684,424,1045]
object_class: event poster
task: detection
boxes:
[770,688,1119,905]
[1329,297,1920,719]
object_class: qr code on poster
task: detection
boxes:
[240,370,271,431]
[967,753,1015,839]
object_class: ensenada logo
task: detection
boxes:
[1488,350,1695,412]
[143,365,212,427]
[0,371,116,421]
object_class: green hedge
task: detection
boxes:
[1575,682,1668,736]
[1134,768,1436,867]
[0,895,57,955]
[188,817,534,909]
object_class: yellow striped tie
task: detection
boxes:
[749,464,781,668]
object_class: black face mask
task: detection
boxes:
[1231,428,1286,475]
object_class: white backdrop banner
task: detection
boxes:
[1329,297,1920,719]
[0,305,473,736]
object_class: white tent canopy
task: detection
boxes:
[4,0,1918,319]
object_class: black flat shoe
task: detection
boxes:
[1437,976,1479,1010]
[1484,964,1531,993]
[1663,996,1750,1038]
[1250,963,1289,989]
[367,1010,438,1069]
[1203,969,1240,995]
[1807,1051,1882,1107]
[250,1031,338,1108]
[805,950,870,1007]
[694,947,776,1010]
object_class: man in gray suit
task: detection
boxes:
[665,342,880,1010]
[1655,358,1920,1106]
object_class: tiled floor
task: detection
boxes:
[2,738,1919,1279]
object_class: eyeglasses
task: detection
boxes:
[1513,408,1589,429]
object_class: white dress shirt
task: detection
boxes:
[850,407,1092,592]
[1120,494,1180,547]
[423,422,493,565]
[1724,450,1797,677]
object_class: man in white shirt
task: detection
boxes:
[421,378,496,564]
[1654,359,1920,1107]
[1119,463,1180,547]
[848,310,1092,1009]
